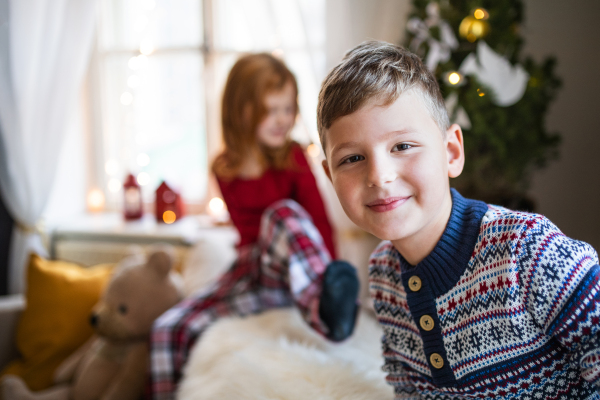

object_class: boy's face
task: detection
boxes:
[322,91,464,263]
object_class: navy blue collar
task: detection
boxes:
[396,189,489,297]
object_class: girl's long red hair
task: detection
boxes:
[212,53,299,180]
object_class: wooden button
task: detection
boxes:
[430,353,444,369]
[408,275,422,291]
[419,315,434,331]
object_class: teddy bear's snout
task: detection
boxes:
[90,313,99,327]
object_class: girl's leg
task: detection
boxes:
[257,199,358,340]
[148,247,261,400]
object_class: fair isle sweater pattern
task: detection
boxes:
[369,190,600,399]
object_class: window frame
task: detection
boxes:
[86,0,325,214]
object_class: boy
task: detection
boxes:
[318,40,600,398]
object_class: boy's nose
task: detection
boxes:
[367,158,397,188]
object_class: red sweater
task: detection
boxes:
[217,144,337,259]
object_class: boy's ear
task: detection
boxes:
[445,123,465,178]
[322,160,332,183]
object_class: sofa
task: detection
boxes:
[0,233,391,399]
[0,294,25,372]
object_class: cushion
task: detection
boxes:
[0,254,114,391]
[178,308,392,399]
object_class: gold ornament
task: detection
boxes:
[459,8,490,42]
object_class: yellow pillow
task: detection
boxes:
[0,254,114,391]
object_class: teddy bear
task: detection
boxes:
[2,245,184,400]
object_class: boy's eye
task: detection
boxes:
[392,143,412,151]
[340,155,364,165]
[118,304,128,315]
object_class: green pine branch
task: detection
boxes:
[405,0,561,210]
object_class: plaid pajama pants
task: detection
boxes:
[148,199,333,400]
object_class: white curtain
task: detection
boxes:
[0,0,97,294]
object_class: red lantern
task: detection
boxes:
[123,173,143,220]
[155,181,184,224]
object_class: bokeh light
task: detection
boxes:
[163,210,176,224]
[448,72,461,85]
[208,197,225,216]
[87,188,105,212]
[137,172,150,186]
[473,8,489,20]
[307,143,321,158]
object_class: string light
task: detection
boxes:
[448,72,461,85]
[477,88,486,97]
[444,71,465,87]
[473,8,489,20]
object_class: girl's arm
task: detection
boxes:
[290,144,337,259]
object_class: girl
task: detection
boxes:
[148,53,359,400]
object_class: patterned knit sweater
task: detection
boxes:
[369,189,600,399]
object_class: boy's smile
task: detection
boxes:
[322,90,465,265]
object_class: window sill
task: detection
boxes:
[47,212,238,267]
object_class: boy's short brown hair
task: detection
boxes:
[317,40,449,152]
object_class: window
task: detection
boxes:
[93,0,325,210]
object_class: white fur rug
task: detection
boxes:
[177,308,392,400]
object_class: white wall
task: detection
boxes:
[325,0,411,70]
[523,0,600,250]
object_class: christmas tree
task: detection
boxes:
[405,0,561,210]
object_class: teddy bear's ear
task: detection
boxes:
[147,245,175,277]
